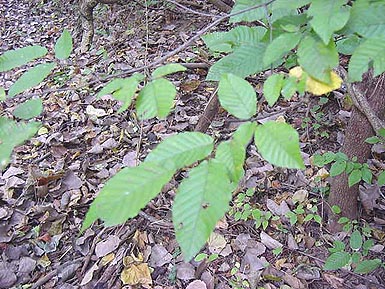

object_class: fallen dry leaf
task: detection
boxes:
[120,263,152,286]
[95,235,120,258]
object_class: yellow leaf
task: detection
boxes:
[120,263,152,285]
[289,66,342,96]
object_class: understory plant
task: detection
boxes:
[1,0,385,265]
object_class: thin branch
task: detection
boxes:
[337,66,385,134]
[165,0,221,18]
[8,0,276,101]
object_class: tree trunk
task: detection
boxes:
[327,72,385,232]
[79,0,120,52]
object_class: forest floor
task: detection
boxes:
[0,0,384,288]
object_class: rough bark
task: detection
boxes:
[79,0,120,52]
[327,72,385,232]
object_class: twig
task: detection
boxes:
[32,257,83,289]
[80,228,106,275]
[8,0,276,101]
[138,211,174,228]
[165,0,221,18]
[337,67,385,134]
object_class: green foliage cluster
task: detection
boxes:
[1,0,385,274]
[324,228,383,274]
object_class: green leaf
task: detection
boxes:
[379,128,385,138]
[354,259,382,274]
[344,0,385,38]
[365,136,380,144]
[361,167,372,184]
[337,35,362,55]
[254,121,304,169]
[377,170,385,186]
[230,0,266,23]
[215,140,246,183]
[308,0,350,45]
[330,160,347,177]
[202,26,266,53]
[350,230,363,250]
[152,63,187,78]
[348,38,385,82]
[263,33,301,66]
[218,73,257,119]
[173,160,233,261]
[0,87,6,101]
[0,117,41,170]
[12,98,43,120]
[145,132,214,171]
[263,74,284,106]
[281,76,297,99]
[136,78,176,119]
[329,240,345,253]
[323,252,351,270]
[232,121,256,146]
[348,169,362,187]
[298,36,339,84]
[98,74,144,113]
[8,63,55,98]
[272,0,310,10]
[207,44,268,81]
[81,162,175,231]
[0,46,47,72]
[54,29,73,60]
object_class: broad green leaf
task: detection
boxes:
[263,74,285,106]
[232,121,256,146]
[254,121,304,169]
[281,76,297,99]
[329,240,345,253]
[323,252,351,270]
[230,0,266,23]
[8,63,55,98]
[263,33,301,66]
[145,132,214,171]
[354,259,382,274]
[0,46,47,72]
[0,117,41,170]
[215,140,246,183]
[82,162,175,230]
[54,29,73,60]
[152,63,186,78]
[344,0,385,38]
[330,160,346,177]
[365,136,380,144]
[136,78,176,119]
[378,170,385,186]
[348,169,362,187]
[202,26,266,53]
[173,160,232,261]
[337,35,362,55]
[298,36,339,84]
[0,87,5,101]
[308,0,350,45]
[98,74,144,113]
[348,38,385,82]
[207,44,268,81]
[218,73,256,119]
[361,167,372,184]
[12,98,43,120]
[272,0,310,10]
[350,230,363,250]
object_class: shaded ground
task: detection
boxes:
[1,0,384,288]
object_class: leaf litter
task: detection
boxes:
[0,0,384,288]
